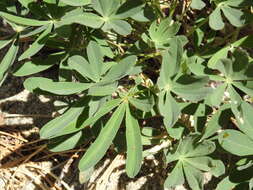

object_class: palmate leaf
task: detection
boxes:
[145,18,181,48]
[165,136,221,189]
[91,0,143,35]
[125,104,142,178]
[68,41,106,82]
[79,102,126,171]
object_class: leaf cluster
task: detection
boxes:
[1,0,253,189]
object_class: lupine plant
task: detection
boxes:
[0,0,253,189]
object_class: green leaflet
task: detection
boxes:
[128,96,154,112]
[68,41,105,82]
[185,156,213,172]
[210,160,225,177]
[233,82,253,97]
[107,19,132,36]
[19,24,53,61]
[164,162,184,188]
[14,52,65,76]
[184,163,203,190]
[206,83,226,106]
[216,177,237,190]
[224,0,253,7]
[1,1,253,188]
[91,0,135,35]
[92,0,120,17]
[18,0,34,8]
[190,0,206,10]
[200,104,232,141]
[87,40,103,81]
[174,136,215,157]
[60,0,91,6]
[88,82,117,96]
[158,91,181,129]
[209,7,224,30]
[221,5,244,27]
[165,135,223,189]
[208,35,253,68]
[79,102,126,171]
[145,18,181,48]
[125,104,142,178]
[159,38,183,81]
[40,99,87,139]
[114,0,144,19]
[209,3,245,30]
[48,130,91,152]
[102,55,137,82]
[173,76,212,102]
[184,140,216,157]
[0,39,19,86]
[81,98,122,127]
[43,98,121,138]
[0,11,51,26]
[235,102,253,140]
[68,55,98,82]
[0,38,13,50]
[24,77,92,95]
[219,130,253,156]
[157,38,183,89]
[59,12,104,28]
